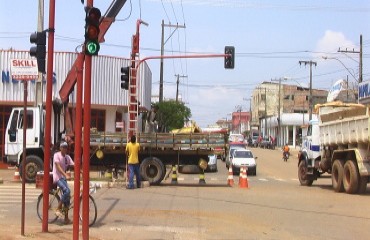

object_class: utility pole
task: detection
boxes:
[159,20,186,102]
[271,77,288,147]
[175,74,187,102]
[35,0,44,106]
[338,34,362,83]
[264,87,267,137]
[299,60,317,121]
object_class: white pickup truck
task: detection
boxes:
[298,102,370,194]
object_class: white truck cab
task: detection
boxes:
[5,106,45,182]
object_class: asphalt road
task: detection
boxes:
[1,147,370,239]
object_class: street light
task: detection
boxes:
[243,98,251,132]
[235,105,243,134]
[322,56,358,82]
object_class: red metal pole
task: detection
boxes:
[42,0,56,232]
[82,1,93,238]
[82,55,91,240]
[73,54,85,240]
[21,80,27,236]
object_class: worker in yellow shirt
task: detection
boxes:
[126,135,141,189]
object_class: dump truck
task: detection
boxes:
[298,101,370,194]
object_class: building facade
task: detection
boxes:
[0,50,152,160]
[251,82,328,147]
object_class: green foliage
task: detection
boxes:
[154,101,191,132]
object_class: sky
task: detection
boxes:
[1,0,370,128]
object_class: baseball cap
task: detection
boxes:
[60,142,68,148]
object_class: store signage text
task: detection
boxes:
[2,70,57,84]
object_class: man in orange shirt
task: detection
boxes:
[126,135,141,189]
[282,143,290,161]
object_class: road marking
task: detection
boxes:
[0,200,35,203]
[259,178,268,181]
[0,185,41,206]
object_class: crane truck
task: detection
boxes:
[298,101,370,194]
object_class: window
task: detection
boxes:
[307,125,312,136]
[19,110,33,129]
[234,151,253,158]
[91,109,105,132]
[115,111,124,132]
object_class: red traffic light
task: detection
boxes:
[224,46,235,69]
[86,7,101,24]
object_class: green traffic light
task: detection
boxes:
[85,40,100,55]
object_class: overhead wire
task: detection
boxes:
[115,0,132,21]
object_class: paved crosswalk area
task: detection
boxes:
[0,185,42,207]
[165,175,299,184]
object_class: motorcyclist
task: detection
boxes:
[282,143,290,161]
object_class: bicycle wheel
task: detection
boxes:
[79,195,97,226]
[36,191,60,223]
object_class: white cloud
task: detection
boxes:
[314,30,356,57]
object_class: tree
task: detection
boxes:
[155,100,191,132]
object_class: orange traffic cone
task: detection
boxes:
[227,165,234,187]
[239,166,249,188]
[13,167,21,182]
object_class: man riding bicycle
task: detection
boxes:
[52,141,74,224]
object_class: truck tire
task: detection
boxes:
[19,155,43,183]
[298,161,313,186]
[343,160,360,194]
[140,157,165,185]
[332,160,344,192]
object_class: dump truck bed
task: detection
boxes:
[317,102,369,146]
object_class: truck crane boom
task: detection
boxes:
[57,0,127,142]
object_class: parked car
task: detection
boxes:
[206,154,218,172]
[260,137,272,149]
[230,149,257,175]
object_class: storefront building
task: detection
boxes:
[0,50,152,161]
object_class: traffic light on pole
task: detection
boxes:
[224,46,235,69]
[121,66,130,90]
[29,31,46,73]
[84,7,101,55]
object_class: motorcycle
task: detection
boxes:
[283,151,289,162]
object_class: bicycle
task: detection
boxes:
[36,181,98,226]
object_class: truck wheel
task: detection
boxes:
[343,160,360,194]
[298,161,313,186]
[19,155,43,183]
[140,157,165,185]
[332,160,344,192]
